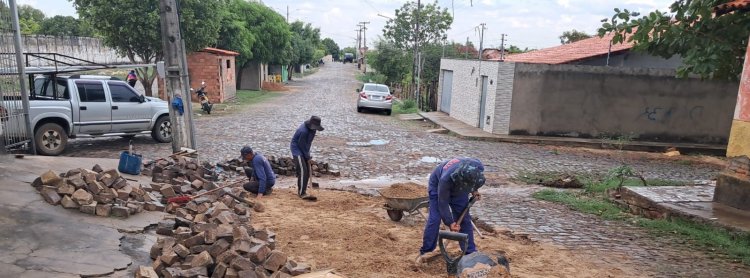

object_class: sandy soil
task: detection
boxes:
[379,182,428,199]
[252,188,642,278]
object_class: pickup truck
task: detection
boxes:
[2,75,172,155]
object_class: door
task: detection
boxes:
[440,70,453,113]
[479,76,489,129]
[108,82,152,132]
[75,81,112,134]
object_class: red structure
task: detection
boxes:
[185,47,239,104]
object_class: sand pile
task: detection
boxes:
[379,182,428,199]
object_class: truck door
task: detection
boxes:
[75,81,112,134]
[108,81,152,132]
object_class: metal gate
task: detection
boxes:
[0,0,34,153]
[440,70,453,113]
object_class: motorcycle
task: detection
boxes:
[191,81,213,114]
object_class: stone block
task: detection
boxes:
[60,195,79,209]
[31,177,43,189]
[191,251,213,268]
[135,266,159,278]
[232,239,252,255]
[86,181,104,195]
[191,179,204,190]
[225,268,239,278]
[112,177,128,189]
[80,201,98,215]
[161,250,180,266]
[144,201,166,212]
[111,205,130,218]
[40,170,61,185]
[103,168,120,179]
[67,177,87,190]
[92,164,104,173]
[248,244,270,264]
[83,172,98,184]
[189,244,210,254]
[56,182,75,195]
[95,204,112,217]
[180,267,208,278]
[173,244,190,258]
[71,189,94,205]
[211,262,228,278]
[157,219,176,235]
[217,250,239,265]
[715,172,750,211]
[40,186,62,205]
[263,250,287,272]
[100,174,116,187]
[183,232,206,248]
[230,256,255,271]
[209,238,231,258]
[161,186,177,198]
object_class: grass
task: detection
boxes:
[523,169,750,266]
[392,99,418,115]
[193,89,280,115]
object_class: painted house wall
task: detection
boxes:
[574,51,683,69]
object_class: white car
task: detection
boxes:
[356,83,393,115]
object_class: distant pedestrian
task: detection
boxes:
[127,70,137,87]
[290,115,324,200]
[239,146,276,199]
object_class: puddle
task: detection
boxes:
[420,156,441,163]
[346,139,390,147]
[119,228,158,275]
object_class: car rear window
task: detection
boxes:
[364,85,389,93]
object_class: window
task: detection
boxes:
[109,83,141,102]
[226,59,231,69]
[364,84,390,93]
[33,77,69,100]
[76,82,106,102]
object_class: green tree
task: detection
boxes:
[321,38,340,60]
[72,0,223,96]
[38,16,95,37]
[368,40,411,84]
[341,46,356,56]
[599,1,750,80]
[506,45,532,54]
[19,5,45,34]
[288,20,321,67]
[559,29,592,44]
[382,1,453,51]
[240,2,291,65]
[216,0,256,67]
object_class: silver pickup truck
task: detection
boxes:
[2,75,172,155]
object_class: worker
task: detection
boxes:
[417,157,485,263]
[290,115,324,200]
[240,146,276,199]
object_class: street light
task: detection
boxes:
[377,13,392,19]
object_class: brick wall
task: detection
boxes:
[186,52,237,104]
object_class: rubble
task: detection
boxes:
[147,186,311,278]
[31,167,162,218]
[217,157,340,178]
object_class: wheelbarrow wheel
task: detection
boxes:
[387,209,404,221]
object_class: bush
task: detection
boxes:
[392,99,418,115]
[357,72,387,84]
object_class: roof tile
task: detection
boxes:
[498,33,633,64]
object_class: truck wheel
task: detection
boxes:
[151,116,172,143]
[35,123,67,156]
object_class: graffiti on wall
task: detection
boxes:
[637,106,705,123]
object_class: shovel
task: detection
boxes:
[308,160,320,188]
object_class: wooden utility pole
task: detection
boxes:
[414,0,421,110]
[477,23,486,60]
[360,21,370,73]
[159,0,195,153]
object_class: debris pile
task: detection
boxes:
[32,165,163,218]
[138,188,311,278]
[379,182,427,199]
[218,157,340,178]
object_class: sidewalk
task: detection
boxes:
[419,111,727,154]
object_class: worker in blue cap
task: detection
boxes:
[240,146,276,199]
[417,157,485,263]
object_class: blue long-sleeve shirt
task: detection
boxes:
[251,152,276,194]
[428,158,484,226]
[290,123,316,159]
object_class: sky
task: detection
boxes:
[20,0,674,50]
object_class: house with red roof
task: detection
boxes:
[436,34,739,145]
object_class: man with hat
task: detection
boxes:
[290,116,324,199]
[240,146,276,199]
[416,157,486,263]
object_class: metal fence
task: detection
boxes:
[389,80,439,112]
[0,0,33,153]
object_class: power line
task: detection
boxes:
[360,0,380,13]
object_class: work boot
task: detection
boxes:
[300,194,317,201]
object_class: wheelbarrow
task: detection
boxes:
[378,191,429,222]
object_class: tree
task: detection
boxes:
[239,2,290,65]
[288,20,321,67]
[19,5,44,34]
[506,45,532,54]
[559,29,592,44]
[38,16,95,37]
[341,46,357,55]
[72,0,224,96]
[321,38,340,60]
[382,1,453,51]
[599,1,750,80]
[369,40,411,84]
[216,0,256,68]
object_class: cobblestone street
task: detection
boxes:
[62,62,748,277]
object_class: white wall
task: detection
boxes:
[492,63,516,135]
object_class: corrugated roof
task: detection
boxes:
[201,47,240,56]
[714,0,750,15]
[497,33,633,64]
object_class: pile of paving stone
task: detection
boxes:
[32,164,163,218]
[218,156,341,177]
[136,187,311,278]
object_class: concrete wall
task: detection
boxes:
[509,63,739,144]
[439,59,500,133]
[10,34,130,66]
[727,37,750,157]
[238,61,262,91]
[575,51,683,70]
[491,63,516,135]
[186,52,237,103]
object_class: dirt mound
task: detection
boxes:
[262,82,289,91]
[379,182,427,199]
[253,188,639,277]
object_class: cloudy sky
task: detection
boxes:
[20,0,673,50]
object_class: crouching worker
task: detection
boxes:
[240,146,276,199]
[417,157,485,263]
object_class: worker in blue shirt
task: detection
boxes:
[417,157,486,263]
[290,116,324,199]
[240,146,276,199]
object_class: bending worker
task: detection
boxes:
[290,116,324,200]
[417,157,485,263]
[240,146,276,199]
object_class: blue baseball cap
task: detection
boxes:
[240,146,253,160]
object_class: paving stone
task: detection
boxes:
[40,186,61,205]
[135,266,159,278]
[95,204,112,217]
[111,205,130,218]
[60,195,79,209]
[190,251,213,268]
[80,201,97,215]
[263,250,287,272]
[40,170,61,185]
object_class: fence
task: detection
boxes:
[389,80,439,112]
[0,0,33,153]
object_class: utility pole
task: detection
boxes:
[477,23,486,60]
[414,0,421,110]
[500,33,507,61]
[465,37,469,58]
[286,5,289,23]
[355,24,362,69]
[159,0,196,152]
[359,21,370,73]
